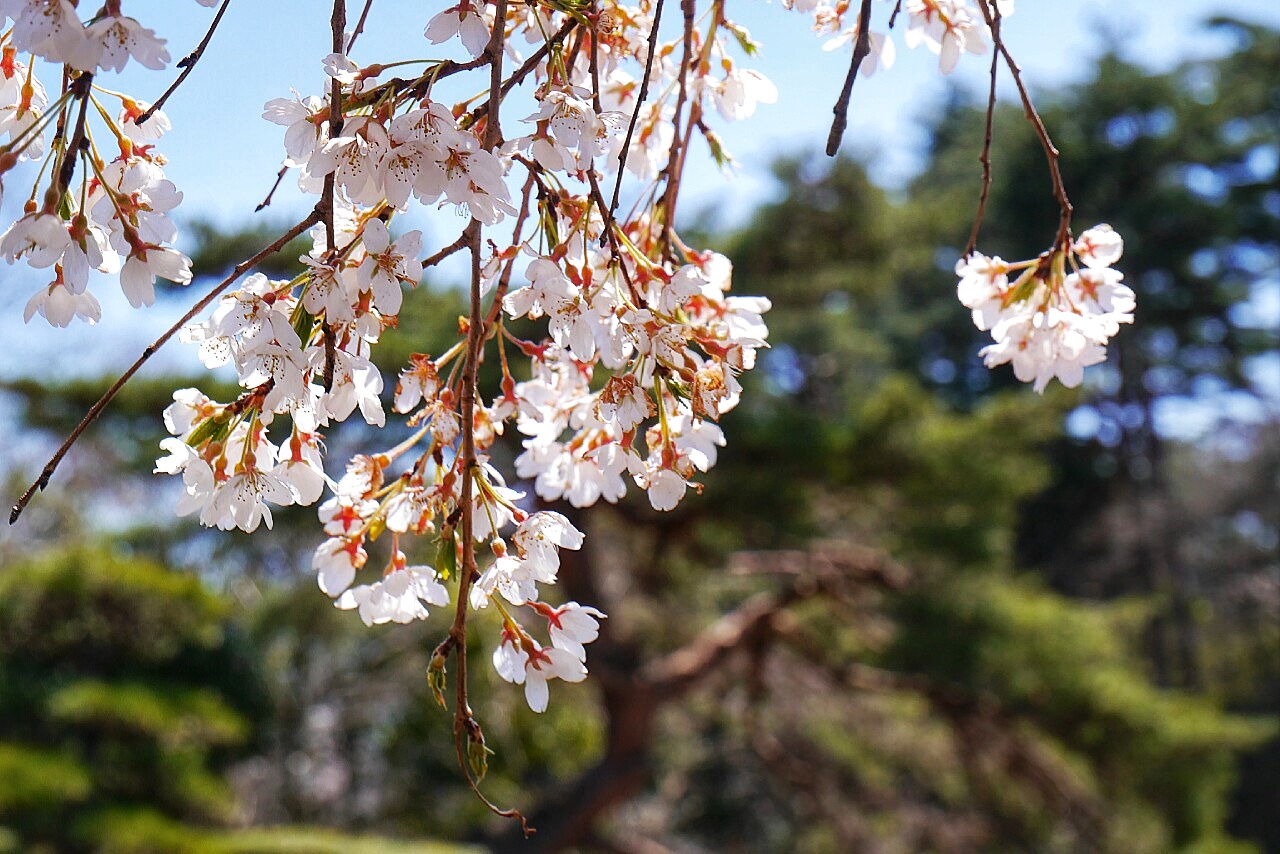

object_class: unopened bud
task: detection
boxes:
[467,725,493,782]
[435,528,457,580]
[41,186,61,214]
[427,653,448,710]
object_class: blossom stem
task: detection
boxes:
[963,1,1002,258]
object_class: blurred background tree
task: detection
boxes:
[0,548,260,853]
[0,16,1276,854]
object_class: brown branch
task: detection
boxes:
[442,3,530,835]
[887,0,904,29]
[479,172,538,332]
[964,1,1002,257]
[321,0,347,249]
[460,17,578,133]
[138,0,232,125]
[609,0,665,214]
[421,230,469,268]
[585,167,637,297]
[254,166,289,213]
[656,0,699,251]
[10,211,321,525]
[588,17,603,116]
[825,0,873,157]
[345,0,376,53]
[644,547,908,694]
[52,73,93,203]
[317,0,348,397]
[643,590,796,695]
[936,693,1106,847]
[727,546,911,590]
[975,0,1072,245]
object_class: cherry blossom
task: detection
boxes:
[492,630,588,713]
[532,600,607,662]
[961,224,1132,392]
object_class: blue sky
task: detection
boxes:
[90,0,1280,225]
[1,0,1277,404]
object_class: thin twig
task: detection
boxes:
[345,0,376,53]
[588,19,603,116]
[609,0,665,214]
[254,166,289,213]
[586,167,637,297]
[10,211,320,525]
[480,174,538,331]
[317,0,348,391]
[138,0,232,124]
[657,0,698,250]
[825,0,873,157]
[975,0,1072,245]
[964,2,1002,257]
[321,0,347,249]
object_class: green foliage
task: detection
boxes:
[888,574,1273,848]
[187,219,311,280]
[0,548,262,852]
[838,377,1060,567]
[0,744,92,811]
[206,827,480,853]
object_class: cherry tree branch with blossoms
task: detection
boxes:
[0,0,1136,829]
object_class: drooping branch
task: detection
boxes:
[610,0,667,214]
[441,1,532,835]
[964,1,1003,257]
[975,0,1072,245]
[345,0,376,53]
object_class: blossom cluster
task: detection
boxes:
[1,0,1131,723]
[145,0,788,713]
[0,2,210,326]
[958,224,1134,392]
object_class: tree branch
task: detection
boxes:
[964,1,1003,257]
[610,0,666,214]
[825,0,873,157]
[975,0,1072,245]
[345,0,376,53]
[138,0,232,125]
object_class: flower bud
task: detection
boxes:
[427,652,448,710]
